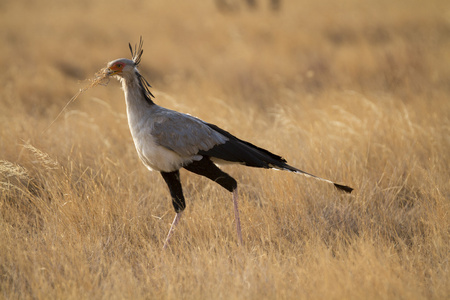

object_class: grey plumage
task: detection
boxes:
[151,109,229,158]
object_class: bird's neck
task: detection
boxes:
[120,72,155,106]
[120,75,156,129]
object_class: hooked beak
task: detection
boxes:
[107,64,123,76]
[107,68,120,76]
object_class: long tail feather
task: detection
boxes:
[287,166,353,193]
[202,122,354,193]
[333,183,354,193]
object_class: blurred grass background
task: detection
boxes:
[0,0,449,299]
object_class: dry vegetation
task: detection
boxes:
[1,0,449,299]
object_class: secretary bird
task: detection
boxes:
[104,38,353,249]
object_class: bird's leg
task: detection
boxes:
[160,171,186,249]
[163,212,183,250]
[184,157,243,245]
[232,188,243,245]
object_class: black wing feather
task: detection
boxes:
[199,123,289,169]
[199,123,354,193]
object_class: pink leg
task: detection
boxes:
[233,189,243,245]
[163,212,183,249]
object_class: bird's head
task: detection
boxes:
[106,37,145,79]
[103,37,155,100]
[106,58,136,78]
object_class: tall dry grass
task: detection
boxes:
[1,0,449,299]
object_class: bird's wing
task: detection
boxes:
[198,123,289,168]
[151,110,229,158]
[151,107,287,168]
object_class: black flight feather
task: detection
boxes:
[200,123,287,168]
[200,123,353,193]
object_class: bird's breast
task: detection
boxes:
[128,118,199,172]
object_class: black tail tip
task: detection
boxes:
[334,183,353,193]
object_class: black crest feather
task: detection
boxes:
[129,36,144,66]
[129,37,155,100]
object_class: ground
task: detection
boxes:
[0,0,449,299]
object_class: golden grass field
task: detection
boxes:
[1,0,449,299]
